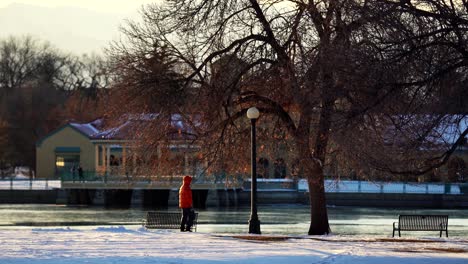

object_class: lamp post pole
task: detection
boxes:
[247,107,261,234]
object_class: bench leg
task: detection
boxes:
[398,229,401,237]
[446,230,448,238]
[440,230,442,238]
[392,229,395,238]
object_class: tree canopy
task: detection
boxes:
[111,0,468,235]
[0,36,109,171]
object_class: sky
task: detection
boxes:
[0,0,160,54]
[0,0,157,13]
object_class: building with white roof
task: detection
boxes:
[35,116,200,180]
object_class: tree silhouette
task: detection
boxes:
[112,0,468,235]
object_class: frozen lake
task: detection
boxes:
[1,204,467,237]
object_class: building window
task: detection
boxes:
[56,157,65,167]
[98,146,103,166]
[55,154,80,177]
[110,154,120,166]
[274,158,287,179]
[258,158,269,178]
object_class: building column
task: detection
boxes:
[101,145,106,173]
[133,152,137,174]
[95,144,99,171]
[106,145,111,172]
[122,146,127,170]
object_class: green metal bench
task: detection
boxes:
[142,211,198,232]
[393,215,448,237]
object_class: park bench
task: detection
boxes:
[142,211,198,232]
[392,215,448,237]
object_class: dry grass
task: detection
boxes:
[231,235,290,242]
[375,238,439,243]
[219,235,468,247]
[306,237,440,243]
[424,247,467,253]
[393,247,467,253]
[228,236,468,254]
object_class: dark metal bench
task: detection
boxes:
[142,211,198,232]
[393,215,448,237]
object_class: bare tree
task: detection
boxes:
[0,36,50,93]
[346,0,468,177]
[57,54,112,122]
[112,0,468,235]
[0,36,110,170]
[0,36,63,168]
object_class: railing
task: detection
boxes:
[61,170,110,182]
[2,173,466,194]
[59,171,246,185]
[298,179,467,195]
[0,178,61,190]
[59,171,192,184]
[243,178,297,191]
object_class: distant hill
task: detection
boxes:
[0,3,131,55]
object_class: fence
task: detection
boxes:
[0,179,61,190]
[1,176,466,194]
[58,171,188,184]
[298,179,465,195]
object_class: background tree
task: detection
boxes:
[59,54,112,122]
[113,0,468,235]
[345,0,468,178]
[107,40,190,176]
[0,36,66,170]
[0,36,109,172]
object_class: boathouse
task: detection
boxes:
[35,116,201,180]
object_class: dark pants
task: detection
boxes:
[180,208,194,231]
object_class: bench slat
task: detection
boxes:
[143,211,198,231]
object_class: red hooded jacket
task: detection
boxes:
[179,176,193,208]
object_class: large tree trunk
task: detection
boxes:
[307,167,330,235]
[296,132,330,235]
[304,96,333,235]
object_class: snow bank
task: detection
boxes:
[0,226,466,264]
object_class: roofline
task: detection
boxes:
[89,139,196,144]
[90,139,134,143]
[36,123,92,147]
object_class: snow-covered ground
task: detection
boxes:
[0,226,467,264]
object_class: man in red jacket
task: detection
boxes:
[179,175,194,232]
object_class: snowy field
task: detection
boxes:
[0,226,467,264]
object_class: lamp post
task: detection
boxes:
[247,107,261,234]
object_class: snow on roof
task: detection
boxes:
[68,114,198,141]
[92,120,133,140]
[69,122,99,137]
[90,119,104,129]
[434,115,468,145]
[382,114,468,148]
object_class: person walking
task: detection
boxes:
[179,175,194,232]
[70,164,76,182]
[77,164,84,182]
